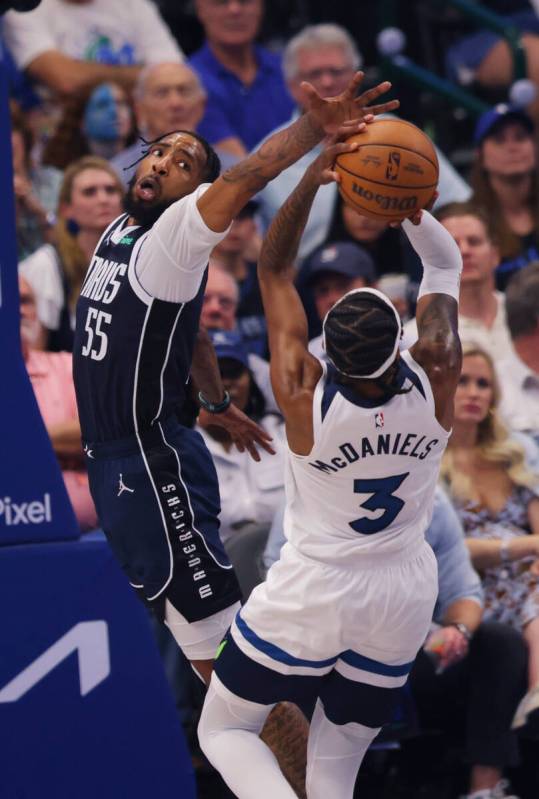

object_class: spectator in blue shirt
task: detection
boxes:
[255,23,472,262]
[188,0,294,158]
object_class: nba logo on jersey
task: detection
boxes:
[375,412,384,429]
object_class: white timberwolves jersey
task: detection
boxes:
[285,350,450,563]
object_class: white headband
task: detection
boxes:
[322,287,403,379]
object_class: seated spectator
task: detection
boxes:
[2,0,183,98]
[196,330,284,545]
[445,1,539,124]
[471,104,539,290]
[11,99,61,260]
[255,23,472,261]
[201,262,276,411]
[499,262,539,440]
[20,276,98,531]
[441,342,539,734]
[298,197,421,339]
[189,0,294,157]
[19,155,124,352]
[42,80,136,170]
[302,241,376,359]
[212,200,266,357]
[111,62,219,189]
[405,203,516,362]
[407,488,526,799]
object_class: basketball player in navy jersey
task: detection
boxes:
[198,138,464,797]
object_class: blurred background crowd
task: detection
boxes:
[5,1,539,797]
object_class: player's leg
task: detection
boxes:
[306,698,380,799]
[161,424,309,795]
[305,658,408,799]
[199,673,297,799]
[198,602,327,799]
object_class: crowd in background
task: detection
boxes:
[5,1,539,797]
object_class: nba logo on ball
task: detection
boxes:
[385,152,401,181]
[335,118,439,222]
[375,412,384,429]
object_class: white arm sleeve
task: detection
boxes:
[402,211,462,301]
[136,183,231,304]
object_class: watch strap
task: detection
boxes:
[198,390,231,414]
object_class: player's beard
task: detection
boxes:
[124,176,177,228]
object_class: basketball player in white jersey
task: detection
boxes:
[198,137,463,797]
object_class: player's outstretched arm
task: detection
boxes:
[191,327,275,461]
[197,73,399,232]
[405,211,463,431]
[257,135,360,452]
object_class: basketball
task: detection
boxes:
[335,118,439,221]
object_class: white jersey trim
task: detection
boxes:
[127,232,153,306]
[132,301,174,601]
[151,303,185,424]
[158,422,233,571]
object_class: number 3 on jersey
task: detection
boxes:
[350,473,409,534]
[81,307,111,361]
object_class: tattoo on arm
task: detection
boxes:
[416,294,462,374]
[222,114,323,193]
[259,174,319,277]
[417,295,458,344]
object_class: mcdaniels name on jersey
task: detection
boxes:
[310,432,439,475]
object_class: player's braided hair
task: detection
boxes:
[324,291,409,395]
[126,129,221,182]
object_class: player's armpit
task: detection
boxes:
[410,293,462,431]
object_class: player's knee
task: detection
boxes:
[198,692,223,763]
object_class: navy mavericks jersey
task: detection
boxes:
[73,214,205,442]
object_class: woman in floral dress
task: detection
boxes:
[441,343,539,735]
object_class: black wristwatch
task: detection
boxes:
[449,622,472,642]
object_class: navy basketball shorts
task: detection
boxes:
[84,417,242,658]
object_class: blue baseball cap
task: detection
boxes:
[474,103,534,146]
[209,329,249,369]
[307,241,376,286]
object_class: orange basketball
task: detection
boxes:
[335,118,439,221]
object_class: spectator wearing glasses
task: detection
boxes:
[188,0,294,158]
[255,23,472,261]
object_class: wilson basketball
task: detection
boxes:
[335,118,439,221]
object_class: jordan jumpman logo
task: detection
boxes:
[117,474,135,497]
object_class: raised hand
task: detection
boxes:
[305,126,362,187]
[302,71,399,136]
[198,404,275,462]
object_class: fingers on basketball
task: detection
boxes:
[334,118,439,223]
